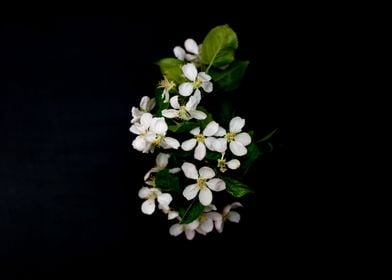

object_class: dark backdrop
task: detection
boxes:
[0,16,307,274]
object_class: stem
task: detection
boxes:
[180,199,196,222]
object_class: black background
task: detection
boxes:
[0,16,311,274]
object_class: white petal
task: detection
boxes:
[169,167,181,174]
[162,137,180,149]
[203,121,219,137]
[144,132,156,143]
[191,110,207,120]
[185,229,195,240]
[157,193,172,207]
[199,218,214,233]
[173,46,185,60]
[201,81,213,93]
[141,199,155,215]
[187,219,200,230]
[194,142,206,161]
[207,212,222,222]
[156,153,170,167]
[139,96,150,111]
[132,136,146,151]
[162,109,179,119]
[213,138,228,153]
[197,72,211,81]
[179,82,194,97]
[215,219,224,233]
[222,205,231,216]
[184,38,199,54]
[181,162,198,179]
[204,137,216,151]
[151,118,167,135]
[206,178,226,192]
[199,166,215,179]
[183,184,199,200]
[235,132,251,146]
[129,124,143,135]
[227,159,241,170]
[215,127,226,137]
[227,211,241,223]
[184,54,197,61]
[168,211,179,220]
[231,202,243,209]
[199,188,213,206]
[229,116,245,133]
[190,127,200,135]
[230,141,247,156]
[138,187,150,199]
[182,63,198,81]
[147,98,156,111]
[170,95,180,109]
[138,114,151,130]
[169,224,184,236]
[181,138,197,151]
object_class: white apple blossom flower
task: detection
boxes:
[178,63,213,97]
[196,206,223,235]
[138,187,173,215]
[131,96,155,124]
[217,153,241,173]
[181,162,226,206]
[169,219,200,240]
[213,116,252,156]
[162,91,206,120]
[144,153,180,182]
[130,113,154,153]
[158,76,176,103]
[173,38,200,62]
[181,121,220,161]
[216,202,243,233]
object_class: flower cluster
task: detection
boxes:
[130,25,270,239]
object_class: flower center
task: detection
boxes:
[197,177,207,189]
[178,106,191,120]
[217,159,227,173]
[195,133,205,143]
[153,134,163,146]
[159,76,175,90]
[194,78,202,89]
[225,132,236,142]
[147,192,157,200]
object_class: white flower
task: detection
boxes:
[215,116,252,156]
[158,76,176,103]
[131,96,155,124]
[178,63,213,97]
[181,121,220,161]
[169,220,200,240]
[162,91,206,120]
[144,153,180,182]
[138,187,173,215]
[173,38,200,62]
[217,153,241,173]
[181,162,226,206]
[216,202,243,233]
[196,207,223,235]
[130,113,154,153]
[158,204,179,220]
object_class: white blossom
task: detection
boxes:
[130,113,154,153]
[181,162,226,206]
[169,220,200,240]
[138,187,173,215]
[178,63,213,97]
[173,38,200,62]
[158,76,176,103]
[216,202,243,233]
[217,153,241,173]
[181,121,220,161]
[196,206,223,235]
[162,91,206,120]
[131,96,155,124]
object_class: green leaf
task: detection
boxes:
[154,88,169,117]
[200,25,238,68]
[224,177,253,197]
[157,58,185,84]
[180,200,204,224]
[155,169,180,192]
[205,151,221,161]
[241,143,262,174]
[210,60,249,91]
[219,100,234,126]
[168,121,199,133]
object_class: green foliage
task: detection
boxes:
[200,25,238,68]
[241,142,262,175]
[210,60,249,91]
[179,201,204,224]
[224,177,253,197]
[155,169,180,192]
[157,58,185,84]
[154,88,169,117]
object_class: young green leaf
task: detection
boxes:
[180,200,204,224]
[210,60,249,91]
[224,177,253,197]
[200,25,238,68]
[168,121,199,133]
[155,169,180,192]
[157,58,185,84]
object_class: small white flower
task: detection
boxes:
[173,38,200,62]
[138,187,173,215]
[144,153,180,182]
[181,162,226,206]
[162,91,206,120]
[196,208,223,235]
[214,116,252,156]
[169,220,200,240]
[217,153,241,173]
[131,96,155,124]
[181,121,220,161]
[130,113,154,153]
[216,202,243,233]
[145,117,180,152]
[178,63,213,97]
[158,76,176,103]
